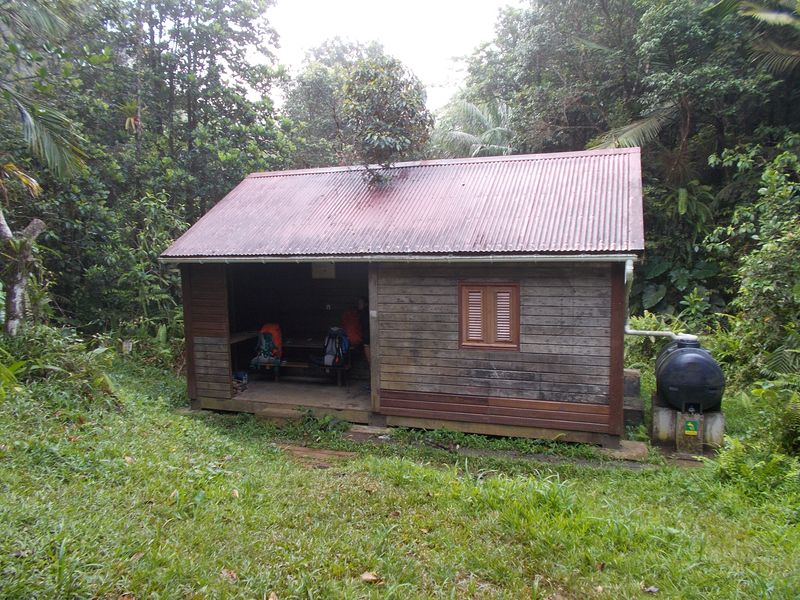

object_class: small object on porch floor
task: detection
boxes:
[232,371,248,394]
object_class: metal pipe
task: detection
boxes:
[623,259,698,342]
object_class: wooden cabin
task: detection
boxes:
[161,149,644,446]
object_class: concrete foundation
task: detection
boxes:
[650,394,725,450]
[675,412,704,454]
[703,411,725,448]
[623,368,644,427]
[651,403,676,444]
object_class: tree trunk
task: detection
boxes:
[0,212,46,337]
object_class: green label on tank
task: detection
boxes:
[684,420,699,436]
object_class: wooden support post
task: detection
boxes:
[608,262,625,436]
[368,263,381,412]
[180,265,199,408]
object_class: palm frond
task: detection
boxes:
[444,100,492,135]
[590,104,678,149]
[572,36,615,53]
[432,99,515,158]
[472,144,513,157]
[752,38,800,72]
[0,0,68,38]
[740,2,800,27]
[0,162,41,196]
[481,126,513,147]
[2,85,87,177]
[762,333,800,378]
[432,129,482,157]
[703,0,742,19]
[705,0,799,26]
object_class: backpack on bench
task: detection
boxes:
[322,326,349,367]
[250,323,283,369]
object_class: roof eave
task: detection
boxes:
[159,251,644,265]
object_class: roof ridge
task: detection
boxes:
[247,147,641,179]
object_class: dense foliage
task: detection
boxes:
[283,40,433,175]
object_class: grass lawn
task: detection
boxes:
[0,362,798,599]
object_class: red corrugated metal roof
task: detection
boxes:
[161,148,644,260]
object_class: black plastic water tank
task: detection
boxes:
[655,338,725,412]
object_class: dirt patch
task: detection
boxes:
[343,425,393,443]
[454,447,656,470]
[275,443,357,468]
[598,440,649,462]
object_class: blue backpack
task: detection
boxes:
[322,327,349,367]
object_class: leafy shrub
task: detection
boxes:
[0,325,116,408]
[117,307,185,372]
[751,381,800,456]
[712,437,799,495]
[711,381,800,496]
[0,347,26,400]
[707,135,800,377]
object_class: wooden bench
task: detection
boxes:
[233,332,349,386]
[258,360,348,386]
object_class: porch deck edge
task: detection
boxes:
[198,397,371,424]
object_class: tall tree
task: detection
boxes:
[64,0,291,220]
[465,0,643,152]
[340,54,433,178]
[430,99,514,158]
[0,0,87,335]
[26,0,295,327]
[283,39,386,168]
[283,41,433,176]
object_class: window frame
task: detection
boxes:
[458,282,521,350]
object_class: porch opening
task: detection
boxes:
[225,262,372,415]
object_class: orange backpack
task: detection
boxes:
[258,323,283,358]
[340,310,363,345]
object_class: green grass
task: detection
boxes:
[0,362,798,598]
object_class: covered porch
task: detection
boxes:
[198,378,372,423]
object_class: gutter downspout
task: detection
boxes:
[623,259,698,342]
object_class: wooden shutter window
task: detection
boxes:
[459,283,520,350]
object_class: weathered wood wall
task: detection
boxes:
[182,264,231,406]
[376,263,623,435]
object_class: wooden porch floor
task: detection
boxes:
[226,378,372,423]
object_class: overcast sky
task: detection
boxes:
[270,0,521,110]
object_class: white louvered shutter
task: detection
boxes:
[495,290,513,342]
[466,289,484,342]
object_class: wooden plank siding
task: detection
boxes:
[376,263,621,436]
[182,264,232,405]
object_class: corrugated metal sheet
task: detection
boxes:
[162,148,644,259]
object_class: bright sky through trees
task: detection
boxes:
[270,0,521,109]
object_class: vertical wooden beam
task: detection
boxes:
[368,263,381,412]
[227,264,237,338]
[180,264,199,407]
[608,262,625,435]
